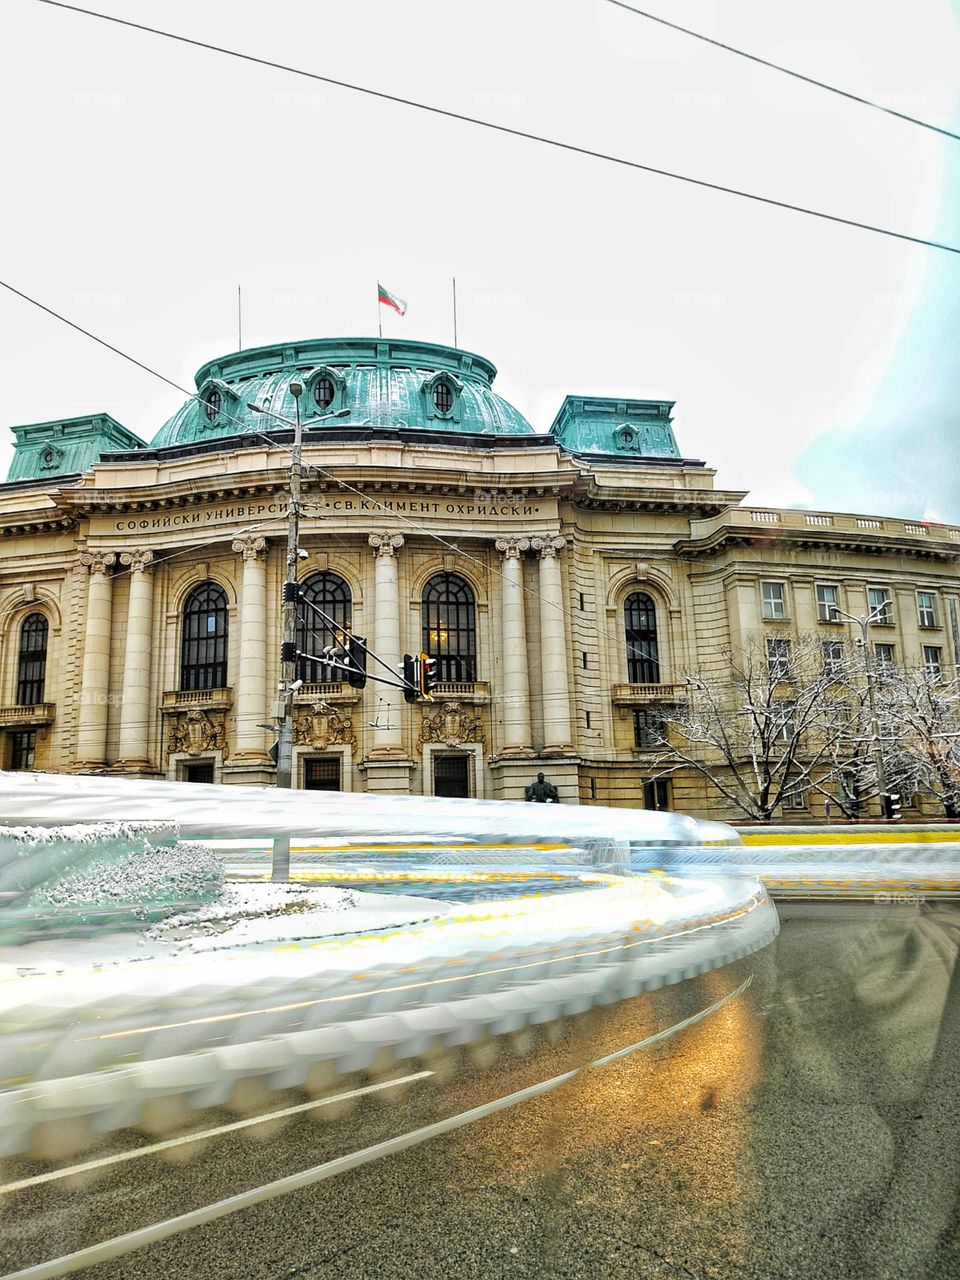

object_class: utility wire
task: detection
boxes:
[602,1,960,145]
[30,0,960,256]
[0,277,661,732]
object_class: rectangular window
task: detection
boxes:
[8,730,36,771]
[773,701,796,742]
[767,637,792,681]
[923,645,943,682]
[304,756,342,791]
[816,583,840,623]
[643,778,671,811]
[821,640,844,678]
[633,709,666,749]
[581,651,588,669]
[585,710,592,729]
[761,581,786,620]
[917,591,938,629]
[875,643,896,669]
[433,753,471,798]
[868,587,893,625]
[579,592,585,611]
[182,761,215,784]
[784,789,807,811]
[589,776,597,801]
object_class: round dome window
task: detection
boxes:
[313,376,335,410]
[433,381,453,414]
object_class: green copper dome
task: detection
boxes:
[150,337,533,448]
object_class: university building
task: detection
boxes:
[2,336,958,818]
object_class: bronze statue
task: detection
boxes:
[525,771,559,803]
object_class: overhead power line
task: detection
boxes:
[602,1,960,144]
[30,0,960,256]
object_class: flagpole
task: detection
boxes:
[452,276,458,347]
[378,282,382,339]
[237,284,242,351]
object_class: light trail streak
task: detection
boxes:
[78,897,763,1045]
[0,977,751,1280]
[0,1071,433,1196]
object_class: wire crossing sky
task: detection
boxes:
[602,0,960,144]
[31,0,960,256]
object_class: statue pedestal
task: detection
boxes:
[488,755,581,804]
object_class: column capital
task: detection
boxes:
[119,549,155,573]
[531,535,567,560]
[494,536,531,560]
[231,534,268,561]
[369,531,404,558]
[79,551,117,575]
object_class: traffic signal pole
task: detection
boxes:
[271,381,305,880]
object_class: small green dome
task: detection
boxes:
[150,337,533,448]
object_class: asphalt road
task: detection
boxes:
[2,900,959,1280]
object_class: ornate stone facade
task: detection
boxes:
[3,335,959,818]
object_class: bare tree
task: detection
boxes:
[648,636,870,822]
[877,665,960,818]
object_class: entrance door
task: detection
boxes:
[434,753,470,798]
[304,756,342,791]
[643,778,670,811]
[183,761,215,784]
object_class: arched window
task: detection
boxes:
[180,582,229,690]
[16,613,48,706]
[422,574,476,682]
[296,572,352,683]
[624,591,660,684]
[433,380,453,414]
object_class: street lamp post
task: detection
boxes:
[246,393,349,879]
[830,602,892,819]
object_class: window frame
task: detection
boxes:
[295,572,352,684]
[821,638,844,679]
[867,586,894,626]
[421,573,477,683]
[815,583,840,624]
[16,612,49,706]
[179,582,229,692]
[874,642,896,670]
[766,636,793,683]
[917,591,938,630]
[923,644,943,682]
[761,580,787,621]
[624,591,660,684]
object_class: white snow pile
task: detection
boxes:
[148,881,362,951]
[28,837,222,919]
[0,820,177,900]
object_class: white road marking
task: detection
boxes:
[1,975,752,1280]
[0,1071,433,1197]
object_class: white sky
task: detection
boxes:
[1,0,958,513]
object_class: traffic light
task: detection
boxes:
[419,651,437,699]
[346,634,367,689]
[402,653,419,703]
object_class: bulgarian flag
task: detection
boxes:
[378,282,407,316]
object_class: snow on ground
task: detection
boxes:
[1,884,451,975]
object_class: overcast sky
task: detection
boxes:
[2,0,958,519]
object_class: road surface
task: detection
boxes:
[2,899,959,1279]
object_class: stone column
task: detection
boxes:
[368,531,404,755]
[533,536,573,751]
[76,551,116,766]
[494,537,532,752]
[116,549,155,766]
[231,534,269,759]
